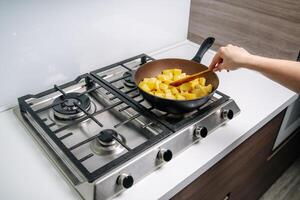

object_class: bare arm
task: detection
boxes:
[209,45,300,93]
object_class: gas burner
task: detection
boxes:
[91,129,126,156]
[122,71,136,88]
[53,92,91,120]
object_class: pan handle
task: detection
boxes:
[192,37,215,63]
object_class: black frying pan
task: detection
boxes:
[134,37,219,114]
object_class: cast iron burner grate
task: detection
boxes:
[18,74,170,183]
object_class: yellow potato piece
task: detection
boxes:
[198,77,206,86]
[171,87,179,95]
[175,93,186,100]
[182,93,197,100]
[162,69,173,80]
[154,79,161,91]
[162,69,173,75]
[189,79,199,89]
[165,92,176,100]
[159,83,169,92]
[193,88,207,98]
[205,84,213,93]
[179,82,192,92]
[173,69,182,76]
[157,74,169,82]
[139,82,151,92]
[154,91,164,98]
[174,73,187,81]
[143,78,156,90]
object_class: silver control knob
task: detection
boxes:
[194,126,208,138]
[221,109,234,120]
[117,174,134,189]
[157,149,173,162]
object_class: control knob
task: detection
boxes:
[221,109,234,120]
[157,149,173,162]
[194,126,208,139]
[117,174,134,189]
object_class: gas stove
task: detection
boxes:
[17,54,240,200]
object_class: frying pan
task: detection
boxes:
[133,37,219,114]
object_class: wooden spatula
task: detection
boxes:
[169,69,211,87]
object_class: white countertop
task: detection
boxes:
[0,40,297,200]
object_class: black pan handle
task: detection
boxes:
[297,50,300,62]
[192,37,215,63]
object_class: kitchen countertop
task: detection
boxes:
[0,40,297,200]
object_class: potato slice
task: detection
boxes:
[193,88,207,98]
[170,87,179,95]
[182,93,197,100]
[157,74,169,82]
[198,77,206,86]
[174,73,186,81]
[162,69,173,75]
[179,82,192,92]
[159,83,169,92]
[139,82,151,92]
[189,79,199,89]
[205,84,213,93]
[143,78,156,90]
[175,93,186,100]
[162,69,173,80]
[154,79,161,91]
[165,92,176,100]
[154,91,164,98]
[173,69,182,76]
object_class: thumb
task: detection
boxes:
[209,56,223,70]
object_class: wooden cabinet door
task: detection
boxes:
[172,110,289,200]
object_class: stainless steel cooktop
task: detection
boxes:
[17,54,240,200]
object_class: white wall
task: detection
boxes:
[0,0,190,107]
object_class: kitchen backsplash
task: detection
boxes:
[0,0,191,108]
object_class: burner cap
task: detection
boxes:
[91,130,126,156]
[53,92,91,120]
[123,71,136,88]
[98,129,118,145]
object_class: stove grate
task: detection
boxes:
[18,74,170,182]
[91,54,230,132]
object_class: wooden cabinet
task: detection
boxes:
[172,109,300,200]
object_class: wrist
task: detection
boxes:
[241,54,259,70]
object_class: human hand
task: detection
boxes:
[209,44,252,72]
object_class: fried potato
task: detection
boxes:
[138,68,213,100]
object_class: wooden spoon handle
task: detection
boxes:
[170,69,211,87]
